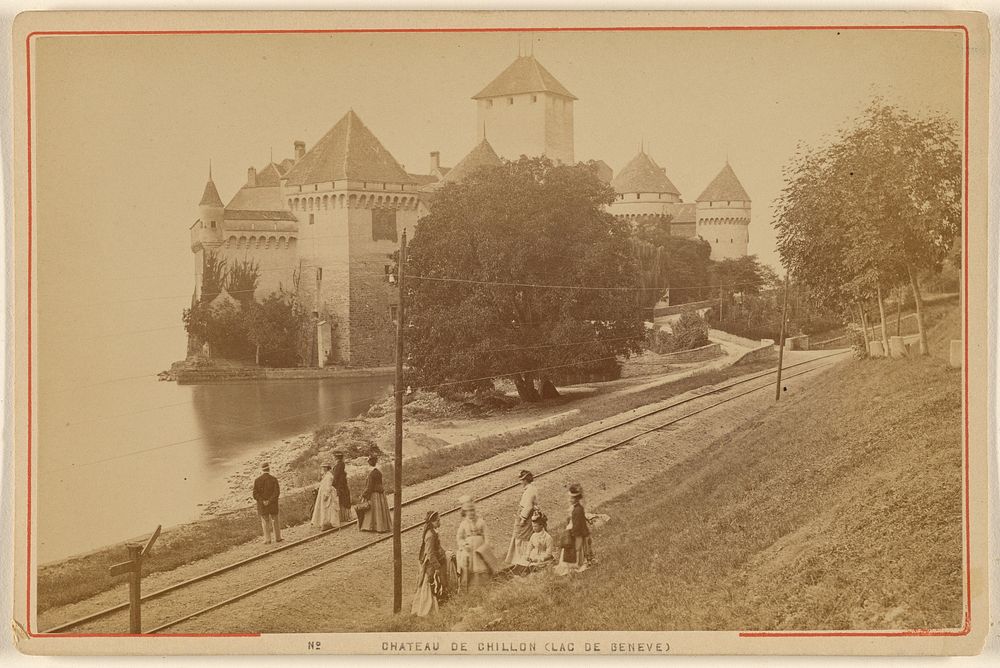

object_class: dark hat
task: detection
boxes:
[518,469,533,482]
[367,454,379,466]
[531,510,548,527]
[261,462,270,471]
[569,483,583,498]
[333,450,345,458]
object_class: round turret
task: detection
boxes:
[695,162,751,260]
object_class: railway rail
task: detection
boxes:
[43,350,848,634]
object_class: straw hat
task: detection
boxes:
[320,462,332,469]
[458,495,475,512]
[261,462,270,471]
[569,483,583,498]
[518,469,533,483]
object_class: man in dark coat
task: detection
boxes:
[252,462,282,544]
[331,451,353,524]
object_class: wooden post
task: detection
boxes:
[775,274,790,402]
[109,525,160,634]
[392,230,407,613]
[126,544,142,633]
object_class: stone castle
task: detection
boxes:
[189,54,751,367]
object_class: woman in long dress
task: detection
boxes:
[331,451,353,525]
[455,496,498,589]
[411,510,447,617]
[505,469,540,566]
[358,454,392,533]
[309,463,336,531]
[555,483,593,576]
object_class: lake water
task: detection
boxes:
[36,375,393,564]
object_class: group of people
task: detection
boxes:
[251,452,395,545]
[311,452,394,534]
[411,469,596,617]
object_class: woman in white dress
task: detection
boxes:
[309,463,336,531]
[505,470,540,566]
[455,496,498,589]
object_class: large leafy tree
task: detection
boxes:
[775,100,961,355]
[632,218,713,304]
[405,157,646,402]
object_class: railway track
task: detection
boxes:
[43,351,847,634]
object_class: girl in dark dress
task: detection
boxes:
[411,510,447,616]
[358,454,392,533]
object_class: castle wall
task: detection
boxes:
[217,226,298,298]
[477,92,567,163]
[543,94,574,164]
[286,185,352,365]
[347,197,420,367]
[696,200,751,260]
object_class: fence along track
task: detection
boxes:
[44,351,847,634]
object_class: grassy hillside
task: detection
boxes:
[383,354,963,632]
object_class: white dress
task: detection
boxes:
[310,471,337,529]
[505,483,540,565]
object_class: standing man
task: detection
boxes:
[253,462,282,544]
[331,451,353,525]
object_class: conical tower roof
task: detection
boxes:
[282,110,414,186]
[696,162,750,202]
[441,138,503,184]
[473,55,577,100]
[611,151,680,196]
[199,178,224,207]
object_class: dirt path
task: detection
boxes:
[40,351,836,634]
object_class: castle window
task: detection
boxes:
[315,185,318,191]
[210,220,216,229]
[486,99,493,108]
[309,213,315,225]
[317,267,323,282]
[636,193,641,200]
[531,95,538,103]
[372,208,398,242]
[507,97,514,105]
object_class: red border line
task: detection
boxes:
[24,23,973,641]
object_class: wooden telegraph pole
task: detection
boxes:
[392,230,407,613]
[775,273,791,401]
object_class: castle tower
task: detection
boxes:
[695,162,751,260]
[608,150,697,237]
[189,169,225,300]
[279,109,420,367]
[472,55,576,164]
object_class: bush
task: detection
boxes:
[672,311,710,350]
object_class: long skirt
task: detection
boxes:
[504,517,533,565]
[457,536,498,589]
[359,492,392,533]
[410,568,439,617]
[337,503,354,525]
[310,491,336,530]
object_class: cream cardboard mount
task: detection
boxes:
[8,9,992,656]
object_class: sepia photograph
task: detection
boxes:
[7,9,992,657]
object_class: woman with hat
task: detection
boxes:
[358,454,392,533]
[310,462,337,531]
[455,495,498,589]
[556,483,592,575]
[504,469,540,567]
[331,451,353,525]
[411,510,447,617]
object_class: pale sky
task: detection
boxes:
[33,28,965,380]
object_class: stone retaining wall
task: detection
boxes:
[657,342,723,363]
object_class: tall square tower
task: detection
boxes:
[473,55,576,165]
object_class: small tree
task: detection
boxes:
[227,259,260,306]
[199,252,228,304]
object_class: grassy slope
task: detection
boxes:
[381,355,963,632]
[37,355,778,612]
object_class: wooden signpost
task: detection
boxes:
[108,524,161,633]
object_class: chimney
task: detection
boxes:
[247,166,257,187]
[430,151,440,172]
[294,140,306,160]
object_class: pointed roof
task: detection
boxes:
[282,110,414,186]
[611,151,680,196]
[473,55,577,100]
[199,178,224,207]
[696,162,751,202]
[440,138,503,184]
[254,162,286,187]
